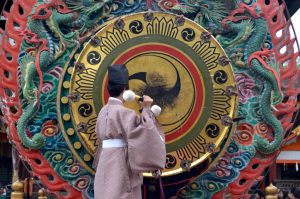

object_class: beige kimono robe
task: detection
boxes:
[93,98,164,199]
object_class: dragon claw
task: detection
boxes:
[272,96,283,106]
[230,49,246,67]
[271,91,283,106]
[271,104,279,112]
[23,87,37,101]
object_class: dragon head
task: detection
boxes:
[65,0,112,33]
[66,0,112,19]
[170,0,228,28]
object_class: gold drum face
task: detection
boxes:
[59,12,237,176]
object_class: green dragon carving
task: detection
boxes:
[65,0,113,35]
[17,1,78,150]
[17,0,112,149]
[218,4,283,154]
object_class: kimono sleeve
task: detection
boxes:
[124,107,166,172]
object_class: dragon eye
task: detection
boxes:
[203,4,209,8]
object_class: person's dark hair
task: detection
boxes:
[278,189,288,199]
[282,190,288,198]
[254,189,265,197]
[294,188,300,198]
[107,83,128,97]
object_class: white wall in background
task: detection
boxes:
[291,8,300,53]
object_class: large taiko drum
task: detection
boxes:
[60,12,237,177]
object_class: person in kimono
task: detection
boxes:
[93,64,165,199]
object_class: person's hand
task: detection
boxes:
[142,95,153,108]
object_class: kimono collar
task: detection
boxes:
[108,97,123,105]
